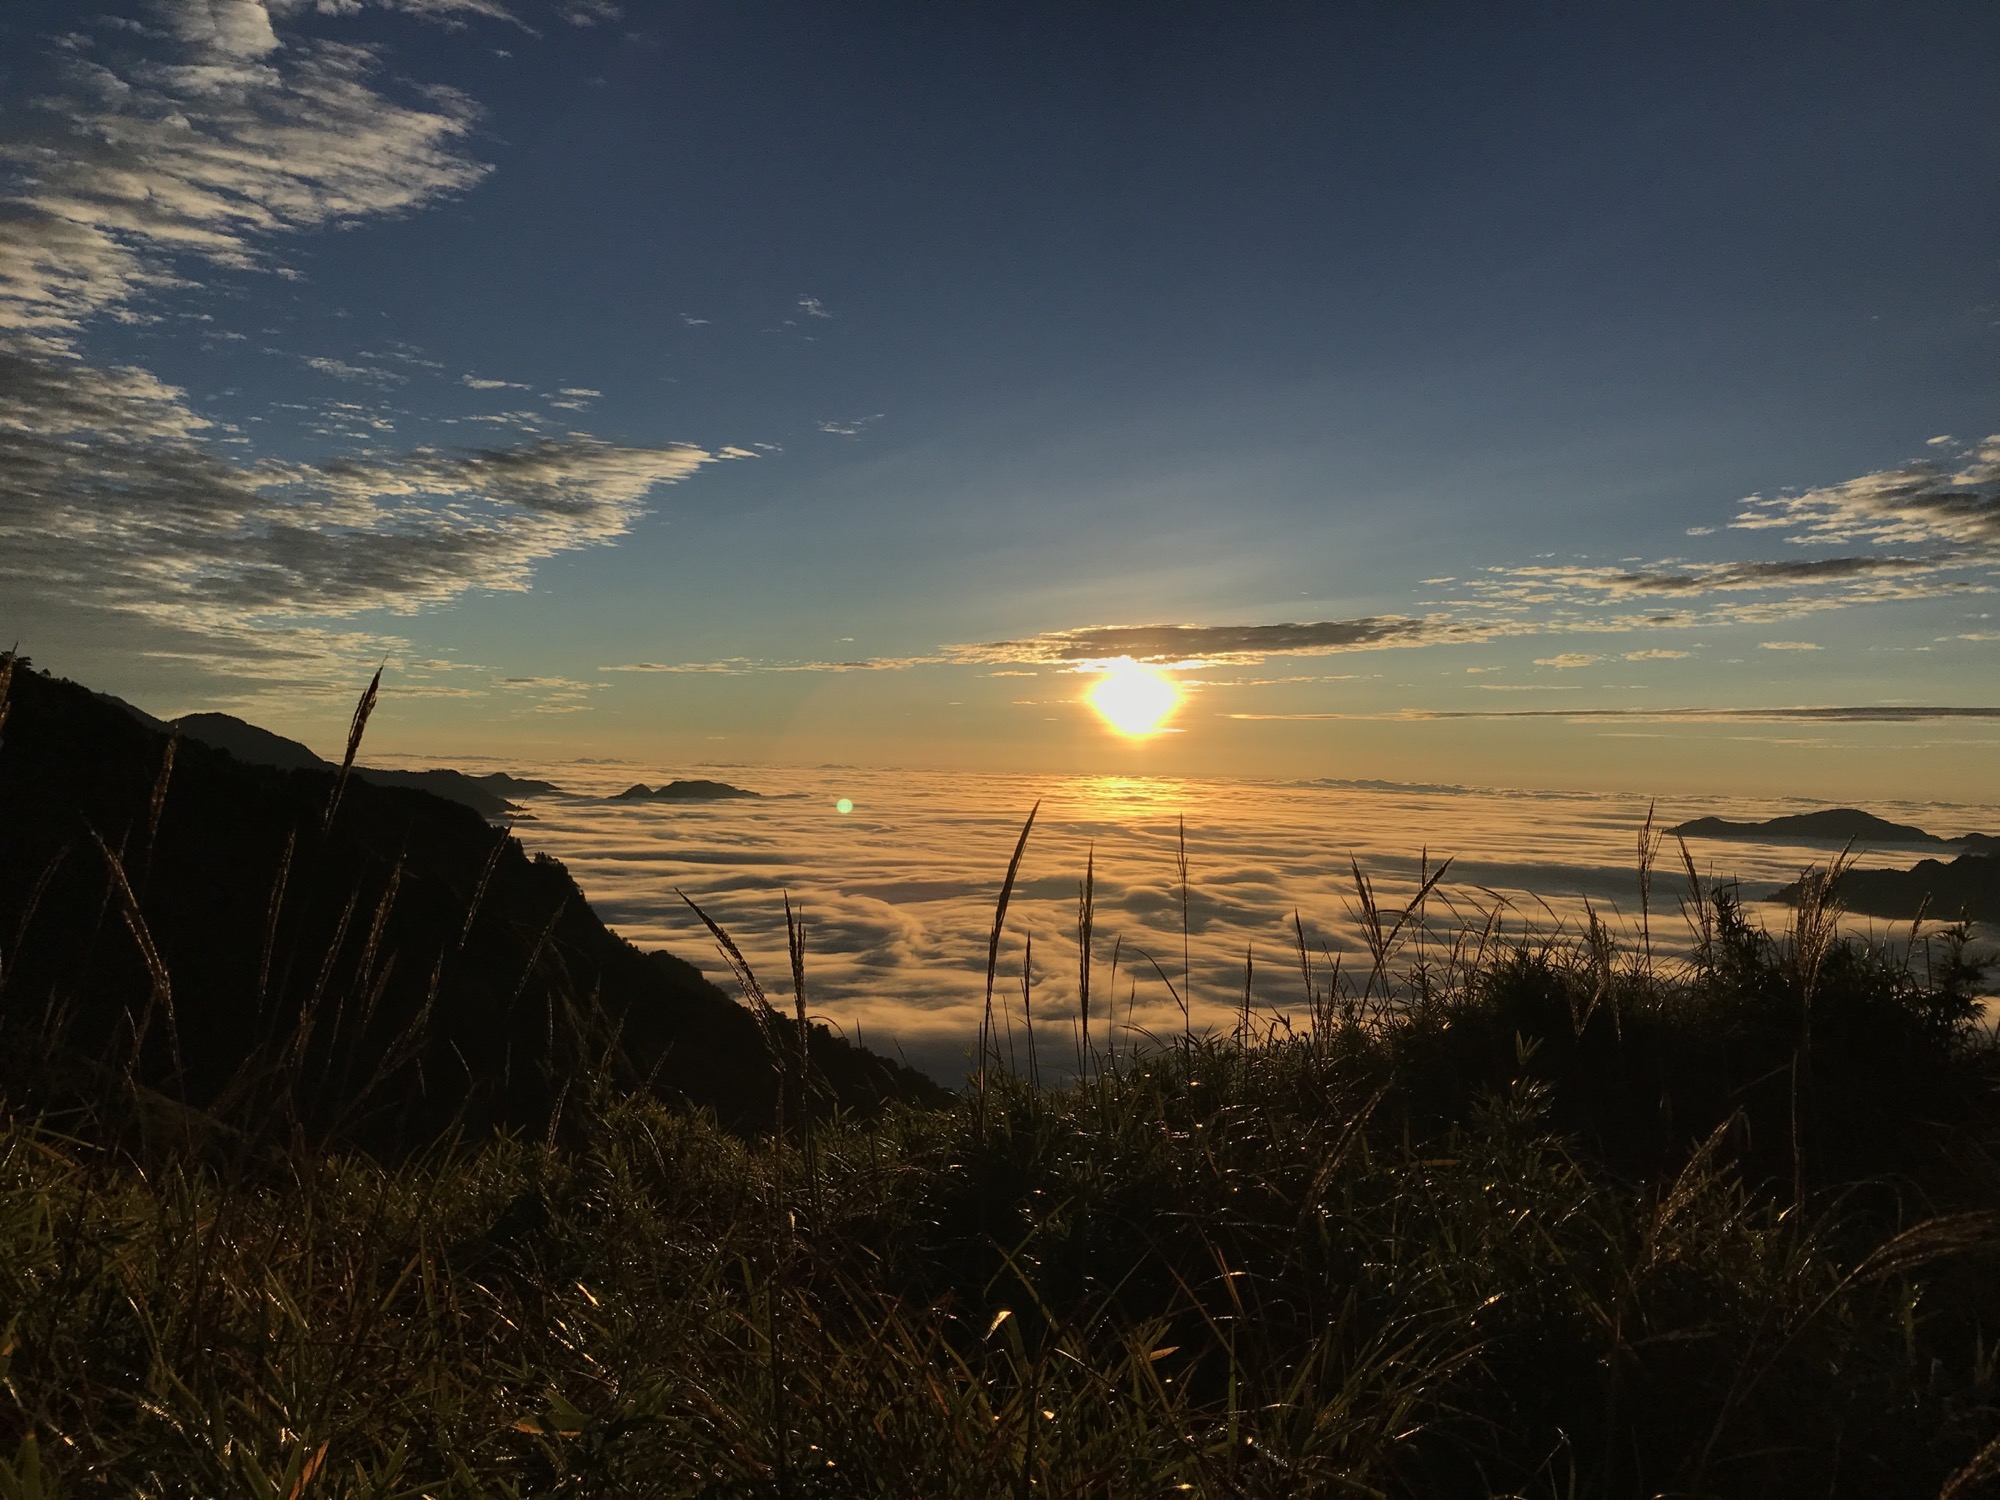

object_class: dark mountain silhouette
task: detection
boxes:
[615,780,761,801]
[174,711,326,772]
[171,711,562,819]
[349,766,518,819]
[1671,808,1945,845]
[94,690,167,731]
[0,659,943,1151]
[1776,853,2000,924]
[475,771,564,799]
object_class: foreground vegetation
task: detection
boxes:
[3,885,1998,1498]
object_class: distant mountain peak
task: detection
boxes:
[615,779,760,801]
[1669,808,1946,845]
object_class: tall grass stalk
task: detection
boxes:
[978,801,1038,1135]
[322,666,380,830]
[785,893,818,1207]
[1637,797,1661,979]
[1176,814,1191,1043]
[1076,844,1094,1081]
[85,823,180,1084]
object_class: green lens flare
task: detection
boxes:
[835,797,854,815]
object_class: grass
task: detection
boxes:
[3,894,1998,1496]
[3,661,1999,1495]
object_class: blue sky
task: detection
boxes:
[2,0,1997,796]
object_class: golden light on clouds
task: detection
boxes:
[1084,659,1183,737]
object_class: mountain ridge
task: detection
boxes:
[168,710,563,820]
[1775,854,2000,924]
[1670,807,1992,846]
[0,659,943,1150]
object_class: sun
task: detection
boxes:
[1085,659,1183,737]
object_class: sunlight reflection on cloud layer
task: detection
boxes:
[410,767,2000,1082]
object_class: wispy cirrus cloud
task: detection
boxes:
[1732,439,2000,551]
[0,1,708,691]
[0,339,708,639]
[269,0,536,30]
[1488,553,1948,600]
[303,354,405,385]
[1,2,491,347]
[817,412,883,436]
[556,0,622,25]
[1457,437,2000,633]
[1456,554,1981,635]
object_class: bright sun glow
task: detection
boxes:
[1085,659,1183,737]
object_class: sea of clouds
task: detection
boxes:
[383,760,1999,1082]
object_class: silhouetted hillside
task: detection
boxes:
[1777,852,2000,923]
[170,710,567,819]
[0,658,943,1151]
[347,765,518,819]
[173,711,328,772]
